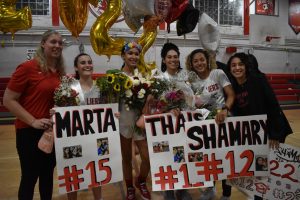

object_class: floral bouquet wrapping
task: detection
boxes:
[123,70,153,111]
[155,89,186,113]
[39,75,80,154]
[135,87,186,129]
[149,77,170,99]
[54,75,80,107]
[96,69,132,103]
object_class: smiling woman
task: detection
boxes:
[66,53,103,200]
[3,29,66,200]
[119,41,152,200]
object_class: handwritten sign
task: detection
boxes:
[228,143,300,199]
[144,111,213,191]
[186,115,270,183]
[53,104,123,194]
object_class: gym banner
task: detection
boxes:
[255,0,275,15]
[289,0,300,34]
[53,104,123,194]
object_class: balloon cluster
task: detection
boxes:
[59,0,201,63]
[123,0,200,36]
[0,0,32,40]
[122,0,200,74]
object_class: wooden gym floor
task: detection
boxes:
[0,109,299,200]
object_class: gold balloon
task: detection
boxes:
[137,16,160,75]
[0,0,32,40]
[90,0,125,58]
[59,0,96,38]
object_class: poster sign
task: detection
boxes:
[53,104,123,194]
[144,113,269,191]
[186,115,270,183]
[228,143,300,199]
[255,0,276,15]
[144,111,214,191]
[289,0,300,34]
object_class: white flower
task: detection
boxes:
[140,78,146,84]
[132,79,140,86]
[138,93,145,99]
[139,88,146,94]
[125,89,133,97]
[138,89,145,99]
[145,80,153,87]
[125,104,130,111]
[133,68,139,76]
[62,90,67,96]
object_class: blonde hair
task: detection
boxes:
[34,30,66,76]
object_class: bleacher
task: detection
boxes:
[267,74,300,105]
[0,78,15,124]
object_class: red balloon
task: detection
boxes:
[154,0,172,22]
[164,0,189,24]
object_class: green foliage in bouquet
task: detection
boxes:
[96,69,132,103]
[150,77,170,99]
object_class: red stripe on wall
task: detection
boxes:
[52,0,59,26]
[244,0,249,35]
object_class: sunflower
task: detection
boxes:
[107,74,115,84]
[124,78,133,89]
[114,83,121,91]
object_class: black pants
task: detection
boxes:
[222,180,232,197]
[254,195,263,200]
[16,128,56,200]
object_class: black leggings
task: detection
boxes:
[222,180,232,197]
[16,128,56,200]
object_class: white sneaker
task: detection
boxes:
[199,187,216,200]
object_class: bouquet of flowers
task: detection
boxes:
[150,89,186,114]
[54,75,80,107]
[96,69,132,103]
[123,70,153,111]
[149,77,170,99]
[39,75,80,154]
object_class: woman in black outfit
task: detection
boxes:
[226,52,293,200]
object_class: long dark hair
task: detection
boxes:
[74,53,91,80]
[226,52,252,87]
[160,42,182,72]
[247,54,263,74]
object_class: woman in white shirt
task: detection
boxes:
[68,53,102,200]
[186,49,235,200]
[160,42,193,200]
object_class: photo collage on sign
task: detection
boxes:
[63,145,82,159]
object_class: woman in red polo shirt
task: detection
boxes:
[3,30,66,200]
